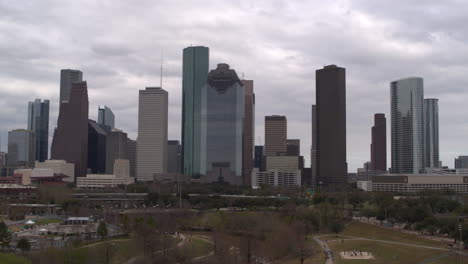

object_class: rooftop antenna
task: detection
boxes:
[160,49,163,88]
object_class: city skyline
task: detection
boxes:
[1,1,468,171]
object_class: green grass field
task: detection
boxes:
[34,219,62,226]
[324,222,468,264]
[342,222,447,247]
[0,253,30,264]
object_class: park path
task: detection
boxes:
[313,236,334,264]
[191,235,215,262]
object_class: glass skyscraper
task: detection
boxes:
[201,63,244,184]
[390,77,424,174]
[27,99,49,162]
[424,98,439,168]
[181,46,209,178]
[7,129,35,169]
[98,105,115,131]
[60,69,83,104]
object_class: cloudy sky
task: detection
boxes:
[1,0,467,171]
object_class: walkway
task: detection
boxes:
[313,236,334,264]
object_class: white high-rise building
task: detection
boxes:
[136,87,168,181]
[390,77,424,174]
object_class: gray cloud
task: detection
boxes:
[1,0,467,171]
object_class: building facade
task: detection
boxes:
[137,87,168,181]
[182,46,209,178]
[88,120,107,174]
[7,129,35,169]
[35,160,75,183]
[455,156,468,169]
[106,129,128,174]
[424,98,439,168]
[286,139,300,156]
[390,77,424,174]
[242,80,255,185]
[201,63,244,184]
[311,105,317,188]
[60,69,83,105]
[51,81,89,179]
[315,65,347,186]
[371,113,387,171]
[251,168,301,188]
[264,115,287,156]
[126,139,136,177]
[27,99,49,162]
[254,146,263,169]
[98,105,115,131]
[370,174,468,193]
[167,140,181,174]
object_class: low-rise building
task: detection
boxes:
[357,181,372,192]
[0,184,38,202]
[251,168,301,188]
[370,174,468,193]
[35,160,75,183]
[77,174,134,188]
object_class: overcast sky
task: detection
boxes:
[1,0,467,171]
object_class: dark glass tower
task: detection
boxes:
[315,65,347,186]
[181,46,209,178]
[7,129,35,169]
[51,81,89,179]
[371,113,387,171]
[27,99,49,162]
[88,120,107,174]
[98,105,115,131]
[202,63,244,184]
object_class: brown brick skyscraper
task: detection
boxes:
[51,81,89,179]
[371,113,387,171]
[315,65,347,187]
[242,80,255,185]
[264,115,287,156]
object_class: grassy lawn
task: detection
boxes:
[431,253,468,264]
[34,219,61,226]
[0,253,30,264]
[342,222,447,248]
[187,236,213,259]
[328,239,444,264]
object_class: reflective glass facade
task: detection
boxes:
[424,98,439,168]
[182,46,209,178]
[7,129,35,169]
[201,64,244,182]
[27,99,49,162]
[390,77,424,174]
[98,105,115,131]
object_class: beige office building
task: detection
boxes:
[34,160,75,183]
[369,174,468,193]
[137,87,168,181]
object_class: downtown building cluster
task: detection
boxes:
[1,46,468,193]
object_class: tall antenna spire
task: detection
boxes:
[160,49,163,88]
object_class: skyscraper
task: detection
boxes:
[264,115,287,156]
[60,69,83,105]
[424,98,439,169]
[254,146,264,169]
[106,129,128,174]
[88,120,107,174]
[201,63,244,184]
[181,46,209,178]
[311,105,317,188]
[137,87,168,181]
[242,80,255,185]
[167,140,181,174]
[286,139,300,156]
[390,77,424,174]
[126,139,137,178]
[27,99,49,162]
[371,113,387,171]
[51,81,89,178]
[455,156,468,169]
[98,105,115,131]
[7,129,35,169]
[315,65,347,186]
